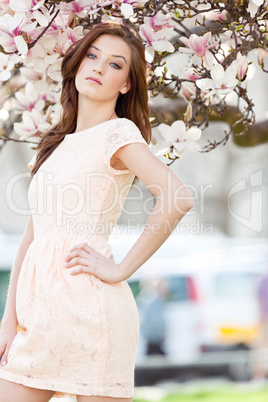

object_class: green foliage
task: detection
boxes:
[134,385,268,402]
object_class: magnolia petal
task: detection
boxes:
[0,70,11,81]
[14,122,30,137]
[204,89,217,98]
[14,35,28,56]
[120,3,134,18]
[158,123,178,142]
[217,87,234,95]
[35,99,46,111]
[144,46,154,63]
[196,78,215,91]
[247,0,261,16]
[152,39,174,53]
[21,21,38,32]
[139,24,153,45]
[0,36,17,53]
[203,51,215,70]
[15,91,25,104]
[189,33,207,56]
[186,127,202,141]
[179,36,190,47]
[45,53,60,65]
[154,140,172,156]
[171,120,186,139]
[32,10,49,27]
[179,47,195,54]
[153,27,174,41]
[210,64,225,87]
[225,62,239,87]
[9,0,28,13]
[22,111,37,129]
[173,144,185,157]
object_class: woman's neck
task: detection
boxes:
[75,97,118,133]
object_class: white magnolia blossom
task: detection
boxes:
[15,82,45,112]
[247,0,265,17]
[0,53,15,81]
[156,120,202,157]
[58,0,110,18]
[14,108,45,139]
[120,3,134,18]
[0,13,37,55]
[196,62,238,98]
[9,0,50,27]
[139,24,175,62]
[234,52,249,81]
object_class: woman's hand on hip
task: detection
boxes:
[64,243,128,284]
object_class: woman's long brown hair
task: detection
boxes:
[30,21,151,179]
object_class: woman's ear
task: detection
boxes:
[120,79,131,95]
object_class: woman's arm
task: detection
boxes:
[115,143,194,279]
[64,143,194,282]
[1,214,34,330]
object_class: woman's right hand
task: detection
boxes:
[0,325,17,367]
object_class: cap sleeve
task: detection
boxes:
[27,152,37,170]
[103,119,149,176]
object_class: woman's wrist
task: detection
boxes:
[117,261,131,282]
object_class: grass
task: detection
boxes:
[133,385,268,402]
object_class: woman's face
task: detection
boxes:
[75,34,132,104]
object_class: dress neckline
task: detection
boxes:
[64,117,125,139]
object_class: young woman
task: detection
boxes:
[0,22,193,402]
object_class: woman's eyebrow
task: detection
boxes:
[89,45,127,64]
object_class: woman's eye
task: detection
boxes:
[111,63,121,69]
[87,53,96,59]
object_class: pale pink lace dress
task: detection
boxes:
[0,118,150,398]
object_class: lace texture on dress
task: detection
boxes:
[103,119,149,176]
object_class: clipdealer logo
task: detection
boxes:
[228,170,263,233]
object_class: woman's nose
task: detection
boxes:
[93,62,104,75]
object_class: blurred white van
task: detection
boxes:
[110,232,268,382]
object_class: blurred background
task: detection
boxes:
[1,15,268,402]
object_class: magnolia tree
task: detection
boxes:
[0,0,268,164]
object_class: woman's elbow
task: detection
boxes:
[174,186,194,215]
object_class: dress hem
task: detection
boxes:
[0,368,134,398]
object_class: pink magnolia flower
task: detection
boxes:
[180,32,218,69]
[196,62,238,98]
[26,34,62,80]
[234,52,249,81]
[0,0,9,13]
[9,0,49,27]
[139,24,175,62]
[180,82,196,102]
[182,67,201,81]
[0,13,37,55]
[59,0,112,18]
[14,108,44,139]
[156,120,201,157]
[56,26,83,56]
[205,10,228,21]
[257,48,268,67]
[15,82,46,112]
[144,12,173,30]
[117,0,147,6]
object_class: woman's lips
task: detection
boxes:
[86,76,102,85]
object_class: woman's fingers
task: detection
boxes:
[0,344,8,366]
[68,243,98,256]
